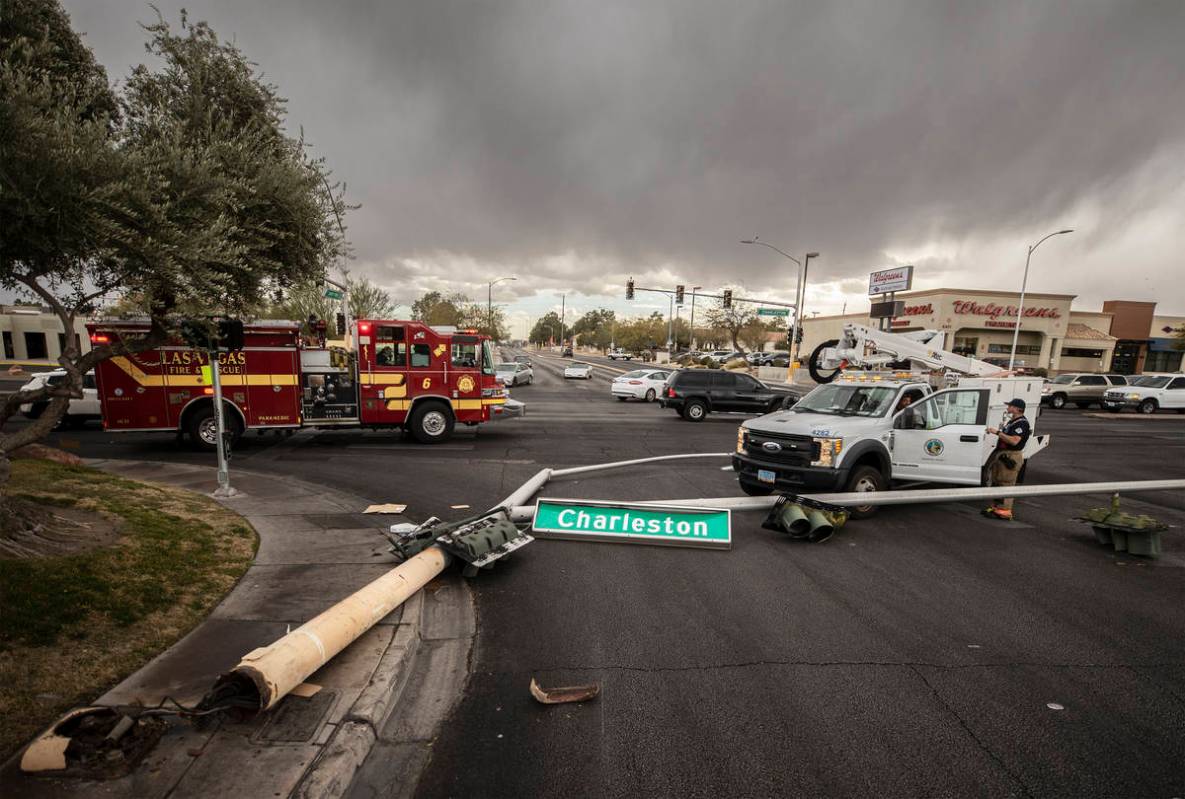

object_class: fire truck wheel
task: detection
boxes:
[409,401,455,444]
[186,404,242,451]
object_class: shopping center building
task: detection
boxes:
[800,289,1184,375]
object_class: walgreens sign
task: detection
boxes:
[952,301,1062,320]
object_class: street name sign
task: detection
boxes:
[868,265,914,295]
[532,498,731,550]
[324,288,344,300]
[757,307,791,317]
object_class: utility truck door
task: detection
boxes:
[890,388,990,484]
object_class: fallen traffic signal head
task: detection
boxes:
[762,495,848,543]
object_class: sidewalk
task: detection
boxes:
[0,460,474,799]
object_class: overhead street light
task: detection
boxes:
[689,285,703,351]
[741,238,820,371]
[1008,229,1073,370]
[487,276,516,341]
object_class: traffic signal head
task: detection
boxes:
[216,319,245,351]
[675,284,685,305]
[626,278,635,300]
[723,289,732,309]
[336,312,346,335]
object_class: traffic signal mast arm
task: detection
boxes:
[626,283,797,310]
[820,323,1004,377]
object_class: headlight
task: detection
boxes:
[1040,387,1050,394]
[736,427,748,454]
[811,437,843,467]
[1126,393,1140,400]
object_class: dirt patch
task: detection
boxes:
[0,460,257,762]
[0,497,121,559]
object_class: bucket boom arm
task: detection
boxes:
[814,323,1004,379]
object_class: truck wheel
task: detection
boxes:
[1138,399,1157,414]
[409,402,454,444]
[844,465,885,519]
[186,404,243,451]
[739,478,773,496]
[1050,394,1067,409]
[682,399,708,422]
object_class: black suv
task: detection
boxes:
[660,369,791,421]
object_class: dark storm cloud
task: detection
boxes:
[64,0,1185,308]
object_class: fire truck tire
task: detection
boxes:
[186,404,243,451]
[408,401,455,444]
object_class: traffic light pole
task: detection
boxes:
[209,353,236,498]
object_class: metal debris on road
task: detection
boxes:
[364,503,408,514]
[529,677,601,704]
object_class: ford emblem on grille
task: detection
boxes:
[762,441,783,452]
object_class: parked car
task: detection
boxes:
[1041,373,1128,409]
[660,369,793,421]
[564,361,594,379]
[495,362,534,386]
[561,346,573,357]
[757,350,790,366]
[1102,373,1185,414]
[607,348,634,361]
[611,369,671,402]
[19,369,101,427]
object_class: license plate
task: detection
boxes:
[757,469,776,484]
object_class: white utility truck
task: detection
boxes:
[732,324,1049,515]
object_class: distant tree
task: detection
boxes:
[529,312,568,345]
[263,274,396,325]
[0,3,349,492]
[572,308,616,349]
[702,286,758,352]
[410,291,467,326]
[457,301,508,340]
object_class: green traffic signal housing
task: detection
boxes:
[762,495,848,543]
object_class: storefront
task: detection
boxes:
[800,289,1181,375]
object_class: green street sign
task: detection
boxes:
[324,288,344,300]
[533,498,731,550]
[757,307,790,317]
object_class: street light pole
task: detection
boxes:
[741,239,819,369]
[487,276,516,341]
[1008,229,1073,370]
[689,285,703,351]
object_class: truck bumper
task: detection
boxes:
[731,453,850,492]
[489,399,526,420]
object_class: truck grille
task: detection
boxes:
[745,432,816,467]
[1103,390,1124,400]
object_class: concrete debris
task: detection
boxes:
[364,503,408,514]
[529,678,601,705]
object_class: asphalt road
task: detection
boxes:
[7,354,1185,797]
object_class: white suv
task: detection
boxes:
[19,369,102,427]
[1102,374,1185,414]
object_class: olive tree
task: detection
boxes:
[0,3,350,487]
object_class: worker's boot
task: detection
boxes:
[988,507,1013,521]
[981,506,998,517]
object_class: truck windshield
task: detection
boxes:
[793,384,899,417]
[1132,376,1169,388]
[481,340,495,375]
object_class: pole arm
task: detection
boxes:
[741,239,802,266]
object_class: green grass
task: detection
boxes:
[0,460,256,761]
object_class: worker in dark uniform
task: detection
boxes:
[983,398,1031,520]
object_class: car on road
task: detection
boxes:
[611,369,671,402]
[561,346,573,357]
[1041,373,1128,409]
[495,362,534,386]
[1102,373,1185,414]
[660,369,791,421]
[606,348,634,361]
[19,369,101,427]
[564,361,594,379]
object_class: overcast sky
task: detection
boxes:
[63,0,1185,336]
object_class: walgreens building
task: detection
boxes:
[800,289,1184,375]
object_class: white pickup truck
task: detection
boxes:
[733,372,1048,516]
[1102,374,1185,414]
[606,349,634,361]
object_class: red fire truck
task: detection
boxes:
[86,318,515,447]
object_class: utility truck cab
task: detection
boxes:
[731,323,1050,515]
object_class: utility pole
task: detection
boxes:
[1009,229,1073,370]
[689,285,702,351]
